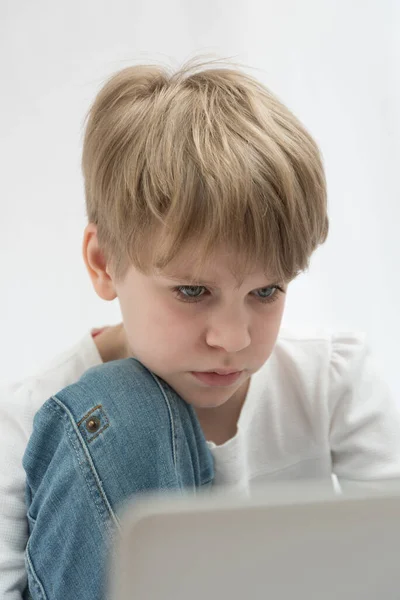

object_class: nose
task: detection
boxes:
[205,305,251,354]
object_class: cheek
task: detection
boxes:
[251,301,285,353]
[123,296,198,352]
[152,302,197,338]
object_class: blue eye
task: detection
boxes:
[173,285,284,304]
[256,287,276,298]
[255,285,283,303]
[175,286,206,302]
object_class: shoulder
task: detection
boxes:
[245,327,384,444]
[0,331,102,441]
[269,327,390,416]
[255,327,371,406]
[273,326,367,371]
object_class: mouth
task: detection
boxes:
[204,369,241,375]
[190,370,243,387]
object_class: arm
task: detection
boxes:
[23,357,212,600]
[329,332,400,491]
[0,325,126,600]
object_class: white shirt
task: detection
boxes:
[1,328,400,599]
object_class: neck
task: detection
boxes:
[195,378,250,445]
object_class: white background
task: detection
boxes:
[1,0,399,395]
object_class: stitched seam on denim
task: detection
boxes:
[148,372,177,469]
[64,410,120,532]
[77,404,103,425]
[25,538,48,600]
[77,403,110,442]
[87,422,110,443]
[50,396,121,532]
[65,415,119,532]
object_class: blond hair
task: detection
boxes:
[82,59,328,284]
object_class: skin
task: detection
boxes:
[83,224,287,444]
[92,323,129,363]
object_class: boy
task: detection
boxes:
[12,60,400,599]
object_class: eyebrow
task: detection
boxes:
[162,274,218,286]
[161,274,282,288]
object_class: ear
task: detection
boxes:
[82,223,117,301]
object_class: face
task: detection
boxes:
[111,245,287,412]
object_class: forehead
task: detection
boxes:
[153,244,272,287]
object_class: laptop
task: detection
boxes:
[109,482,400,600]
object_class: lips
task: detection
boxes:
[205,369,241,375]
[191,370,243,387]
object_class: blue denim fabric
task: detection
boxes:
[22,358,214,600]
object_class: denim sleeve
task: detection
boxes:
[22,358,213,600]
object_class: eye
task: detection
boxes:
[174,286,207,303]
[253,286,283,304]
[173,285,285,304]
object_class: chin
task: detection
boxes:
[185,393,231,410]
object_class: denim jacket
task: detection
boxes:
[23,358,214,600]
